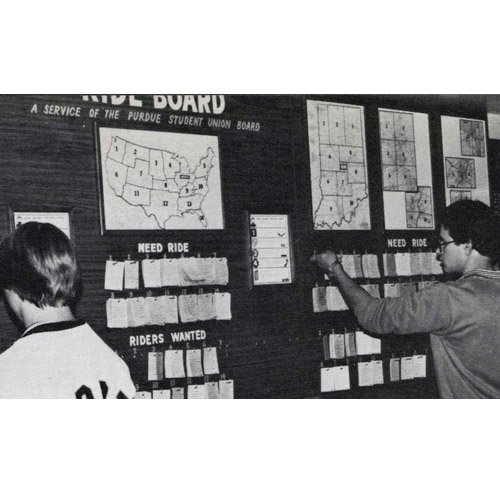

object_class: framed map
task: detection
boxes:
[378,108,434,230]
[307,100,371,231]
[96,126,224,232]
[441,116,490,206]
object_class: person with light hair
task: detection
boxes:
[0,222,135,399]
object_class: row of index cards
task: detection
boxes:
[327,252,443,280]
[321,355,427,392]
[135,380,235,400]
[105,257,229,291]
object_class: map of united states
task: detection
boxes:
[105,136,216,229]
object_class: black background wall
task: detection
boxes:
[0,94,495,398]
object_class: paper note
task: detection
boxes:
[198,293,217,321]
[187,384,208,399]
[341,255,357,279]
[383,253,397,277]
[145,296,168,326]
[333,366,351,391]
[372,360,384,385]
[134,391,152,399]
[179,257,205,285]
[355,331,380,356]
[413,355,427,378]
[106,298,128,329]
[313,287,328,313]
[206,381,220,399]
[395,253,412,276]
[171,387,185,400]
[326,286,348,311]
[198,258,216,284]
[178,294,200,323]
[213,258,229,285]
[353,254,363,278]
[203,347,220,375]
[124,260,140,290]
[358,362,374,387]
[215,293,232,320]
[345,332,357,357]
[142,259,162,288]
[152,390,171,399]
[127,297,149,327]
[105,260,125,291]
[219,380,235,399]
[390,358,401,382]
[362,254,381,279]
[329,333,345,360]
[321,367,336,393]
[410,252,422,276]
[401,356,415,380]
[186,349,204,378]
[164,350,186,379]
[164,295,179,324]
[161,259,180,287]
[383,283,400,298]
[148,352,164,381]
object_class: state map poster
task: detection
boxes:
[307,100,371,231]
[441,116,490,206]
[98,127,224,231]
[379,108,435,230]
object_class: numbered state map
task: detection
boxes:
[379,109,434,230]
[98,128,224,231]
[307,100,371,230]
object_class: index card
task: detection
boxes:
[383,283,400,298]
[145,296,167,326]
[420,252,433,275]
[213,257,229,285]
[372,360,384,385]
[383,253,397,277]
[134,391,152,399]
[321,367,336,393]
[164,295,179,324]
[395,253,412,276]
[410,252,422,276]
[313,286,328,313]
[198,258,216,284]
[401,356,415,380]
[188,384,208,399]
[148,352,164,381]
[219,380,234,399]
[345,332,357,357]
[164,350,186,379]
[127,297,148,327]
[358,362,374,387]
[178,294,200,323]
[413,355,427,378]
[206,381,221,399]
[362,254,381,279]
[105,260,125,291]
[198,293,217,321]
[341,255,357,279]
[355,331,379,356]
[142,259,162,288]
[329,333,346,360]
[106,298,128,329]
[326,286,348,311]
[215,293,232,320]
[353,254,363,278]
[153,390,171,399]
[171,387,185,400]
[179,257,205,285]
[390,358,401,382]
[161,258,180,287]
[333,366,351,391]
[203,347,220,375]
[186,349,204,378]
[124,260,140,290]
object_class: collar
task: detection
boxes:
[457,269,500,282]
[22,320,86,339]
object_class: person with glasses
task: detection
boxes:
[311,200,500,399]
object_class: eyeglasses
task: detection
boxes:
[437,239,455,251]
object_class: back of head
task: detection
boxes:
[441,200,500,264]
[0,222,82,308]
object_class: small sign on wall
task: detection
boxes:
[249,213,293,286]
[12,212,72,239]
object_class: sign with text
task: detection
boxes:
[250,214,293,286]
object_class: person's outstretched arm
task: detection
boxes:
[310,251,372,312]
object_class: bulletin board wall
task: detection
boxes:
[0,94,493,398]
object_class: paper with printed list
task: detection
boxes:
[215,292,232,320]
[106,298,128,329]
[219,380,234,399]
[127,297,148,327]
[124,260,140,289]
[105,260,125,291]
[186,349,204,378]
[161,259,180,287]
[142,259,162,288]
[313,287,328,313]
[148,352,164,381]
[203,347,220,375]
[188,384,208,399]
[178,294,200,323]
[164,350,186,379]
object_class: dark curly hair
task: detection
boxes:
[441,200,500,265]
[0,222,82,308]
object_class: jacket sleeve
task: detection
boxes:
[353,284,453,335]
